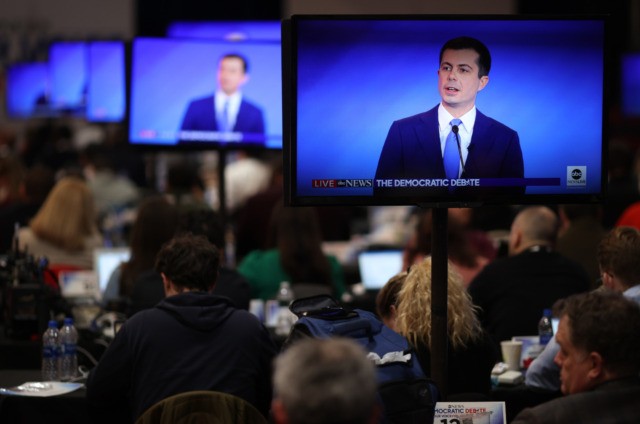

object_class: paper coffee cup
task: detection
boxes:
[501,340,523,371]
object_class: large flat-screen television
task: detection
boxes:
[621,52,640,118]
[86,41,127,122]
[5,62,53,119]
[48,41,88,115]
[167,20,280,42]
[5,41,126,122]
[128,37,282,149]
[283,16,609,207]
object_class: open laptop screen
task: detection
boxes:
[357,250,403,290]
[552,317,560,335]
[93,247,131,295]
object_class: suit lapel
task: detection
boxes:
[463,110,493,177]
[210,95,220,131]
[234,100,248,131]
[417,107,446,177]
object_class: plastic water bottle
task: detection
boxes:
[538,309,554,346]
[275,281,296,336]
[42,320,60,381]
[277,281,293,305]
[59,317,79,381]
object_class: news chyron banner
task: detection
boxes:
[310,177,560,191]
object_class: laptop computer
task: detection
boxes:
[59,270,100,300]
[93,247,131,296]
[357,250,404,290]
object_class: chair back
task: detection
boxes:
[135,390,267,424]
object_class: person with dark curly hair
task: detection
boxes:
[87,234,277,423]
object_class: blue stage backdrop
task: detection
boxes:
[49,42,87,112]
[87,41,126,123]
[6,63,49,118]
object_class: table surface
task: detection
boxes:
[0,369,89,424]
[0,369,86,393]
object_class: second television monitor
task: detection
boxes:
[129,37,283,149]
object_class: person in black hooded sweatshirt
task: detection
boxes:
[86,234,277,423]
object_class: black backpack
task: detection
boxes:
[284,295,440,424]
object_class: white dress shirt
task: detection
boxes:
[437,104,477,177]
[214,90,243,131]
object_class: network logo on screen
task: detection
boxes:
[312,179,373,188]
[567,166,587,187]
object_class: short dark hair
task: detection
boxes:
[439,36,491,77]
[597,226,640,288]
[562,291,640,376]
[155,233,220,292]
[220,53,248,73]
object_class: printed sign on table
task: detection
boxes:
[433,402,506,424]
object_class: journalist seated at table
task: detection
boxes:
[512,291,640,423]
[525,226,640,392]
[85,233,277,423]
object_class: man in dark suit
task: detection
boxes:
[374,36,524,196]
[512,291,640,423]
[179,53,265,143]
[468,206,590,350]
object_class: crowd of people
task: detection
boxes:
[2,120,640,423]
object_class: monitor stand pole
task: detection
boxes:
[431,207,449,398]
[217,149,228,227]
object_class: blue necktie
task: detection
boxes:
[443,118,462,179]
[219,100,230,132]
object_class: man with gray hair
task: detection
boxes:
[468,206,590,349]
[272,337,379,424]
[512,290,640,423]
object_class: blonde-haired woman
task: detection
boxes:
[396,256,497,396]
[18,176,103,269]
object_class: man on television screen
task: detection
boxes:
[179,53,265,144]
[374,36,524,196]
